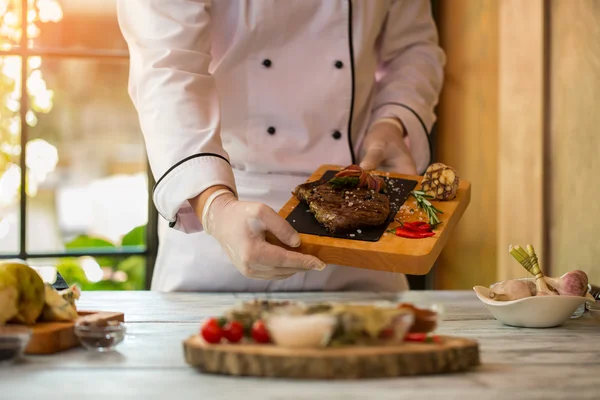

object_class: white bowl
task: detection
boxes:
[473,285,589,328]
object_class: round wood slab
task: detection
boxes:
[183,335,480,379]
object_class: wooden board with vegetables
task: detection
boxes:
[23,311,125,354]
[267,164,471,275]
[0,260,125,354]
[183,299,480,379]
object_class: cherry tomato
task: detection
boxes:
[223,321,244,343]
[200,318,223,344]
[251,320,271,343]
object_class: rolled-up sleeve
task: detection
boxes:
[117,0,236,233]
[370,0,446,174]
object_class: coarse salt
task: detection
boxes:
[357,229,362,233]
[349,234,355,237]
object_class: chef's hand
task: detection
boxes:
[359,119,418,175]
[197,189,326,280]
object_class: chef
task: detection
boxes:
[117,0,445,292]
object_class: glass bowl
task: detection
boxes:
[74,320,126,352]
[585,299,600,321]
[0,326,32,365]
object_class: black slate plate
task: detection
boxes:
[286,170,418,242]
[52,271,70,290]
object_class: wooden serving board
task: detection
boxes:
[184,335,480,379]
[21,311,124,355]
[266,164,471,275]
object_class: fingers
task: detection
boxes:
[255,242,326,271]
[359,146,385,171]
[386,154,418,175]
[255,206,302,248]
[269,273,297,281]
[245,270,297,281]
[242,263,302,280]
[251,264,308,274]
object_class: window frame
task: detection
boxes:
[0,2,159,289]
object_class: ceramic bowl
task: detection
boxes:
[473,285,589,328]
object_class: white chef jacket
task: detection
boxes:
[117,0,445,292]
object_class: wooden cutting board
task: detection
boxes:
[184,335,480,379]
[20,310,124,354]
[266,164,471,275]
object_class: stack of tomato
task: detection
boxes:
[200,318,271,344]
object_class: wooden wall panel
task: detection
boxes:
[496,0,546,282]
[549,0,600,283]
[434,0,499,289]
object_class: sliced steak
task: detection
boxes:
[293,179,390,233]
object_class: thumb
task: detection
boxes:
[259,206,302,248]
[386,154,418,175]
[360,145,385,171]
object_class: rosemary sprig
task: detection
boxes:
[410,190,444,227]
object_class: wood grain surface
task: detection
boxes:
[22,310,124,354]
[267,165,471,275]
[497,0,546,281]
[184,335,480,379]
[1,291,599,400]
[548,0,600,283]
[435,0,500,290]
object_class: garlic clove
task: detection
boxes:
[544,270,589,297]
[489,279,535,301]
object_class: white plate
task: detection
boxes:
[473,285,589,328]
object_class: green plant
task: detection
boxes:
[55,225,146,291]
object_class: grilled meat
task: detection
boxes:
[293,179,390,233]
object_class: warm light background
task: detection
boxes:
[1,1,598,290]
[433,0,600,289]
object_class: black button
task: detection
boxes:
[267,126,276,135]
[332,130,342,140]
[334,60,344,69]
[262,59,272,68]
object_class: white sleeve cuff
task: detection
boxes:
[152,154,237,233]
[371,103,432,174]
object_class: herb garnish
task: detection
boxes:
[410,190,444,227]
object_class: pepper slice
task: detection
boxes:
[404,333,427,342]
[405,333,441,343]
[394,227,435,239]
[401,221,432,232]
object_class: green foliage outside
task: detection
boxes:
[55,225,146,290]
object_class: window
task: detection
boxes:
[0,0,158,290]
